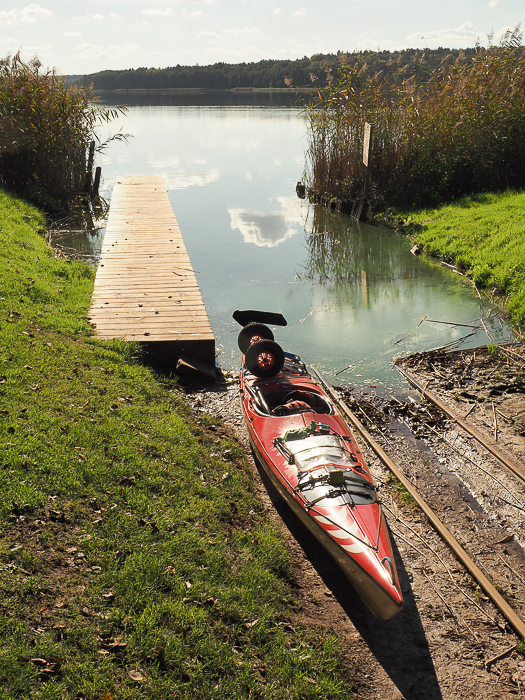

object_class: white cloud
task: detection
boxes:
[132,0,215,4]
[494,24,520,44]
[0,4,52,26]
[197,31,219,39]
[407,21,478,47]
[141,8,175,16]
[74,14,104,21]
[202,45,266,62]
[182,9,204,17]
[64,32,83,37]
[273,8,282,15]
[13,44,56,66]
[293,8,306,17]
[355,36,396,51]
[19,43,53,54]
[223,27,259,35]
[488,0,499,7]
[150,50,181,59]
[74,43,140,61]
[164,169,221,190]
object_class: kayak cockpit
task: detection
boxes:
[269,389,332,416]
[245,382,334,416]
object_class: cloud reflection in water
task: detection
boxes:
[229,197,305,248]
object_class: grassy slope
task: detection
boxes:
[0,190,352,699]
[398,190,525,330]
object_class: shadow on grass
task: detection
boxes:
[252,453,443,700]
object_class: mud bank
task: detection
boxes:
[181,343,525,699]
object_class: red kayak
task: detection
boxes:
[234,310,404,620]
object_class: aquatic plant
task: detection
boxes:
[305,28,525,209]
[0,52,126,212]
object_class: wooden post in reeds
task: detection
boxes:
[84,141,95,194]
[352,122,371,221]
[362,122,371,200]
[93,167,102,196]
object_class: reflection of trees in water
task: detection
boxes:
[304,206,364,284]
[304,205,420,288]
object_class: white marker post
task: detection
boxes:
[362,122,371,202]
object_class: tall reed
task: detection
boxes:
[0,53,125,211]
[305,28,525,209]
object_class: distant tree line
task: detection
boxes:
[82,48,480,90]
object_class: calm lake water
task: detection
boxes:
[87,94,512,388]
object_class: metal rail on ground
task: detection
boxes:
[310,365,525,641]
[395,362,525,485]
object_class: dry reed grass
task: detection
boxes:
[0,53,126,211]
[305,28,525,209]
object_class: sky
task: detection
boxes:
[0,1,523,75]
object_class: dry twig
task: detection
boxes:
[392,314,429,346]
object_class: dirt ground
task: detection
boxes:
[182,343,525,700]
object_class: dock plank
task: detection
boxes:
[89,176,215,365]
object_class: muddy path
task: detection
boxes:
[181,344,525,699]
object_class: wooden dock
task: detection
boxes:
[89,176,215,368]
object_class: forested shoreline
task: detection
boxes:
[81,48,479,90]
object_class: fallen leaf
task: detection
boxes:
[107,638,127,651]
[494,534,513,545]
[29,658,48,667]
[127,669,145,682]
[202,597,218,607]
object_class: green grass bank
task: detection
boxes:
[0,189,352,699]
[394,190,525,331]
